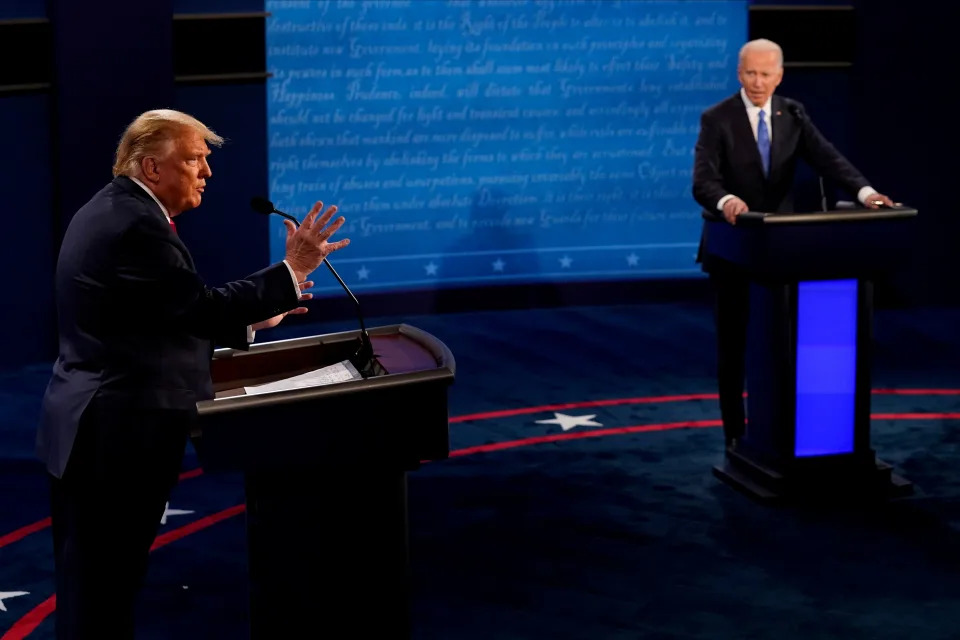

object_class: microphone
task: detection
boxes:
[251,196,300,226]
[787,104,828,211]
[249,196,380,377]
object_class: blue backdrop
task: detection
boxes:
[266,0,747,295]
[0,0,947,368]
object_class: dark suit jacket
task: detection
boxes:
[38,176,300,477]
[693,92,870,270]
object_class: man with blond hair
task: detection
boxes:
[37,108,350,638]
[692,39,894,449]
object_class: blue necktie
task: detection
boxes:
[757,109,770,176]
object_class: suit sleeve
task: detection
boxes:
[109,220,299,340]
[692,110,729,212]
[215,321,256,351]
[796,108,870,197]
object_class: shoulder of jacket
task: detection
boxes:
[703,94,740,119]
[777,95,804,110]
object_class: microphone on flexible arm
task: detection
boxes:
[249,196,380,378]
[787,103,828,212]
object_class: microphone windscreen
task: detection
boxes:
[249,196,275,215]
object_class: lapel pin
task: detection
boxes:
[776,110,782,116]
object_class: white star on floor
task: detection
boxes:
[357,266,370,280]
[424,261,438,276]
[160,502,195,526]
[0,591,29,612]
[535,412,603,432]
[492,258,505,272]
[559,255,573,268]
[626,253,639,266]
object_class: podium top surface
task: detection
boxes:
[197,323,455,415]
[702,206,918,226]
[191,323,455,469]
[700,205,919,280]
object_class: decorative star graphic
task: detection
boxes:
[160,502,195,526]
[0,591,29,612]
[626,253,639,266]
[535,412,603,432]
[492,258,505,272]
[357,266,370,280]
[559,255,573,268]
[424,261,438,276]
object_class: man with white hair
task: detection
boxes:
[692,39,893,449]
[37,109,350,638]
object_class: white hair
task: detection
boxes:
[739,39,783,67]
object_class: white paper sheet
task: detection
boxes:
[242,359,362,396]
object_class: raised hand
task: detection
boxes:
[283,201,350,282]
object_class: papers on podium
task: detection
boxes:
[242,359,362,396]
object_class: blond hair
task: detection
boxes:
[739,38,784,68]
[112,109,224,177]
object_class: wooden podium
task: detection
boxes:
[702,206,918,502]
[190,323,455,638]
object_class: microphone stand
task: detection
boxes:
[320,258,377,377]
[277,212,379,378]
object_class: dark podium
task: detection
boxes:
[702,206,918,501]
[190,323,455,638]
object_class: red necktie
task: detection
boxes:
[169,219,177,234]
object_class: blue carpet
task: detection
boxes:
[3,301,960,638]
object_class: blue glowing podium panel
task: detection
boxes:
[794,279,857,457]
[702,206,918,500]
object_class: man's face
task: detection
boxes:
[150,127,212,216]
[737,49,783,107]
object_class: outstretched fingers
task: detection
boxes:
[325,238,351,253]
[297,280,314,301]
[297,200,350,256]
[313,213,350,254]
[302,201,324,228]
[312,204,339,230]
[316,210,345,240]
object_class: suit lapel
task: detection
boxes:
[170,225,196,271]
[165,219,196,271]
[113,176,197,271]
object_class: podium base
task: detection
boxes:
[244,468,412,639]
[713,446,914,504]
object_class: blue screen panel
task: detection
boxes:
[266,0,747,295]
[794,279,858,457]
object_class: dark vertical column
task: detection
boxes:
[244,468,411,639]
[852,0,951,304]
[48,0,174,238]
